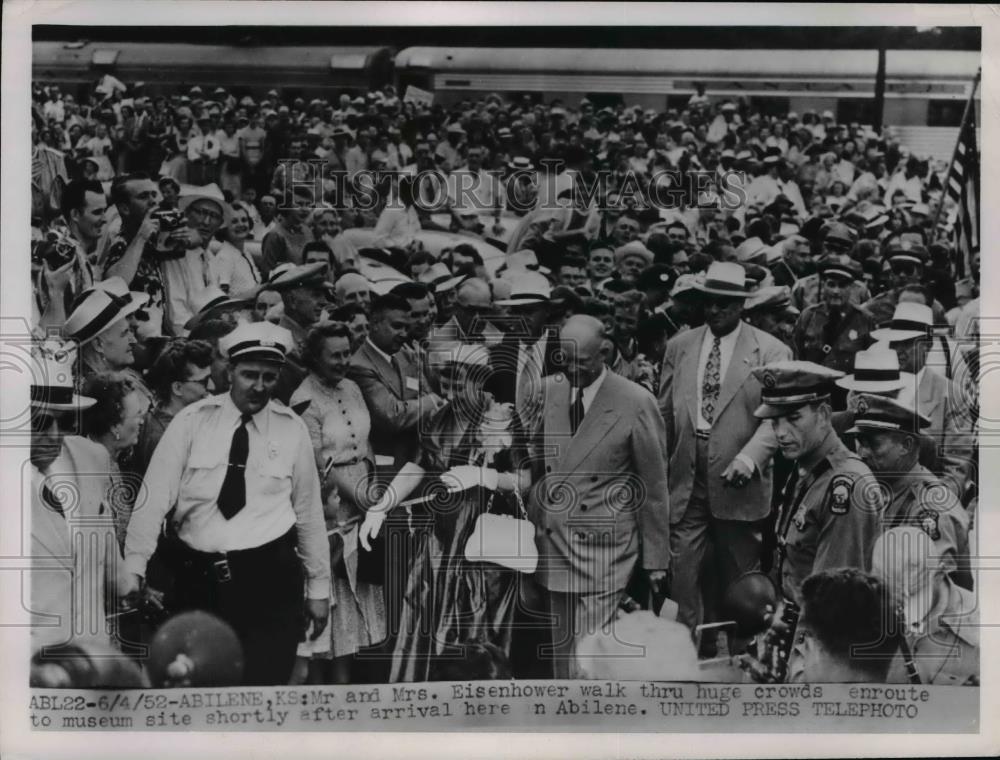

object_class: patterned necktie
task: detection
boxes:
[570,389,586,435]
[701,336,722,425]
[217,413,253,520]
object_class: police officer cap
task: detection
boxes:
[817,254,861,282]
[219,322,294,365]
[883,237,928,267]
[847,393,931,436]
[821,221,856,246]
[752,360,844,418]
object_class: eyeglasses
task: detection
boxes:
[184,375,212,390]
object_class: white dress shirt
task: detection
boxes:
[695,321,743,431]
[124,393,330,598]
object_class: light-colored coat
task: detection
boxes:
[528,371,670,594]
[658,322,792,523]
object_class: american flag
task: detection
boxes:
[945,104,979,279]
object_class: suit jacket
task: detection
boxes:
[658,322,792,522]
[916,369,974,500]
[528,371,670,594]
[348,340,439,474]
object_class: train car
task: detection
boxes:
[32,41,395,100]
[394,46,980,125]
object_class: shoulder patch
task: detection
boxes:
[828,474,853,515]
[917,508,941,541]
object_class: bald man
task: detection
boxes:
[527,315,670,678]
[334,272,372,309]
[428,276,503,348]
[872,527,979,686]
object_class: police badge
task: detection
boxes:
[917,509,941,541]
[828,474,852,515]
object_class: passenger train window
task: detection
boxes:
[837,99,874,127]
[586,93,625,110]
[927,100,964,127]
[748,96,790,117]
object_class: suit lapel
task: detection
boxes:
[364,342,403,397]
[558,374,619,473]
[546,379,570,467]
[715,322,757,418]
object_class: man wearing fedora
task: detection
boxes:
[658,261,792,636]
[792,254,876,381]
[124,321,330,685]
[849,393,970,589]
[874,302,974,502]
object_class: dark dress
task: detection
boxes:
[390,401,529,683]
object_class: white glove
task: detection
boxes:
[441,466,499,493]
[359,509,386,552]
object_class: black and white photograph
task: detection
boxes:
[1,2,997,757]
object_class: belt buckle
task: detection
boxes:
[213,558,232,583]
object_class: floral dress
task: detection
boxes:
[390,400,529,683]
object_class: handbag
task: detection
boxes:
[464,485,538,573]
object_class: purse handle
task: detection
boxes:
[483,474,529,519]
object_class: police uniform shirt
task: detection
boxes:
[791,274,869,312]
[124,392,330,598]
[778,427,883,605]
[881,462,969,576]
[793,302,875,375]
[888,577,979,686]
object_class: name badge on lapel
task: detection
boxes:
[405,376,420,392]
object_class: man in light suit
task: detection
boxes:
[658,262,793,635]
[529,315,670,678]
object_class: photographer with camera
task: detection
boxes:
[101,173,168,336]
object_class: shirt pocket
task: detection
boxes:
[252,455,293,499]
[185,445,227,501]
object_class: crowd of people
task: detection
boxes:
[27,69,980,689]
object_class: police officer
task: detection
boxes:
[751,361,883,607]
[123,322,331,685]
[792,255,875,381]
[791,222,869,311]
[861,238,948,326]
[849,393,971,589]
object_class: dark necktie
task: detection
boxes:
[41,484,64,518]
[822,308,843,356]
[570,389,586,435]
[217,413,253,520]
